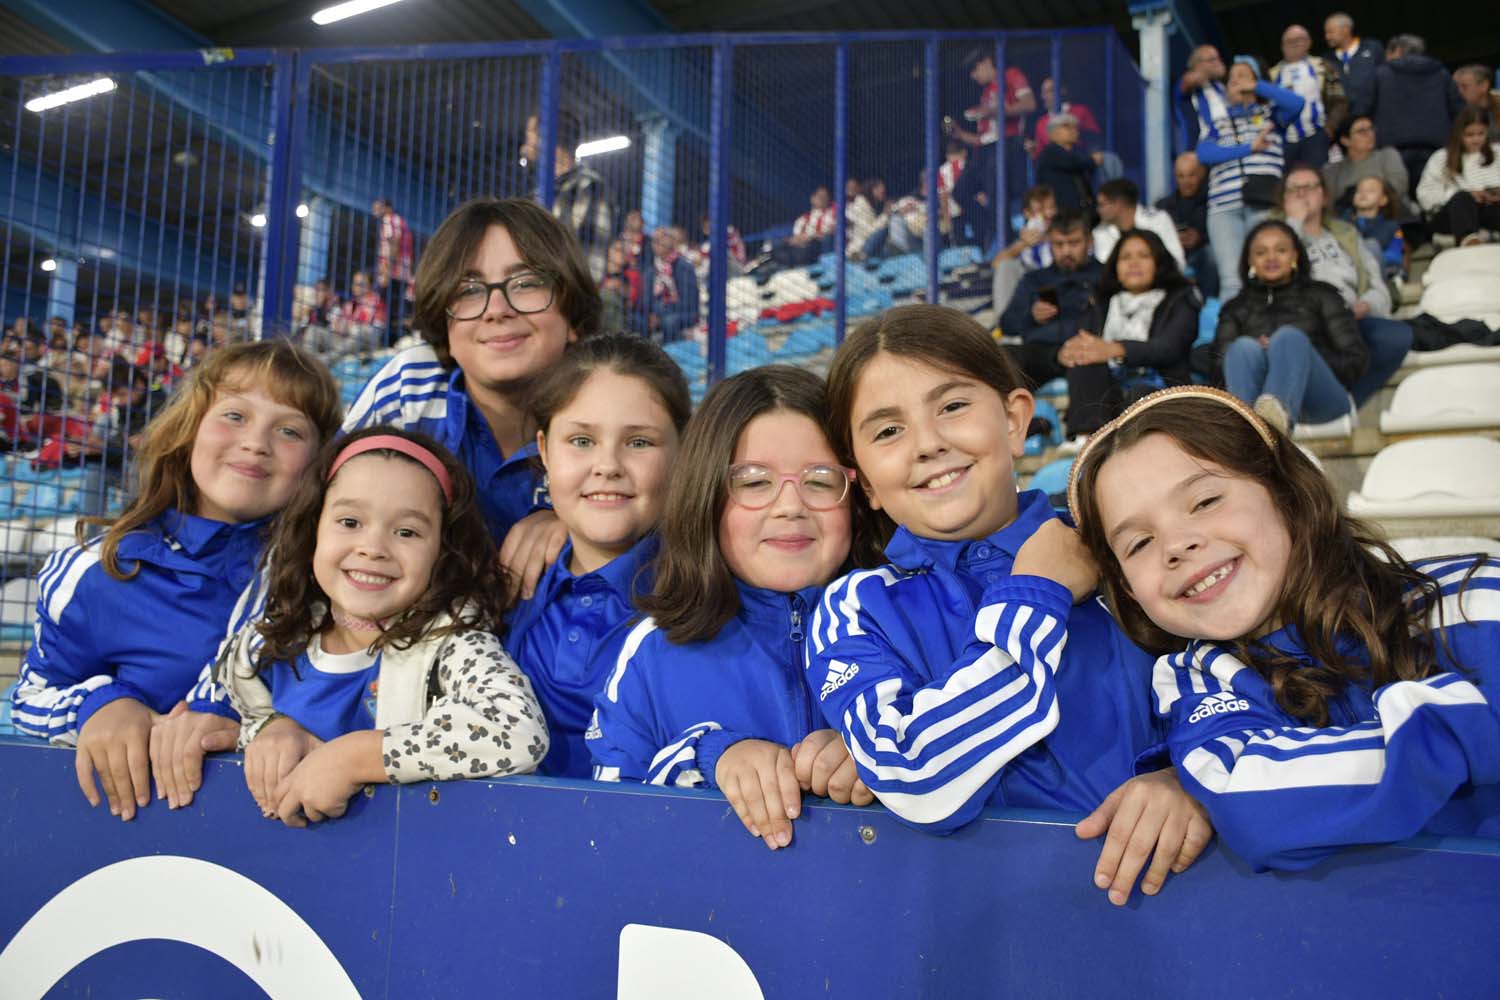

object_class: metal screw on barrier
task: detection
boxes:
[428,787,440,804]
[363,785,375,798]
[858,825,877,845]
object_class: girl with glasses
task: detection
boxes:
[342,197,601,600]
[813,304,1212,906]
[588,366,884,851]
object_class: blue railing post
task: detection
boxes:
[537,50,561,209]
[1104,32,1116,152]
[1050,36,1063,113]
[706,40,731,386]
[924,37,940,304]
[833,42,848,343]
[263,49,309,338]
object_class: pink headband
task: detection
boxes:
[328,434,453,504]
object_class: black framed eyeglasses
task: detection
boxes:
[727,463,857,511]
[445,271,556,320]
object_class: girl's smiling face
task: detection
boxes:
[1248,227,1298,285]
[717,410,852,593]
[189,379,320,524]
[539,369,678,575]
[849,352,1033,542]
[1094,432,1292,641]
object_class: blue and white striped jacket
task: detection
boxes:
[1156,554,1500,872]
[1193,80,1305,213]
[11,511,266,741]
[342,344,547,546]
[587,581,824,788]
[807,490,1162,834]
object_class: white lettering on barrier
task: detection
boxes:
[617,924,766,1000]
[0,855,360,999]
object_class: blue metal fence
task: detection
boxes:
[0,29,1145,642]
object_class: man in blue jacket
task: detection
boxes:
[1324,12,1383,116]
[1369,34,1466,198]
[999,209,1102,435]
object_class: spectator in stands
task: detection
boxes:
[600,239,642,335]
[1417,107,1500,245]
[881,170,950,257]
[948,49,1034,240]
[194,294,217,340]
[372,197,415,345]
[331,271,387,358]
[1195,56,1305,303]
[1058,230,1201,437]
[72,358,165,518]
[1093,178,1186,270]
[1157,152,1218,298]
[1455,65,1500,142]
[1278,164,1412,409]
[938,141,970,238]
[1213,219,1366,433]
[228,284,252,337]
[1323,115,1413,214]
[844,177,882,260]
[620,209,646,261]
[1036,113,1102,213]
[46,315,68,352]
[522,111,615,284]
[1324,12,1383,116]
[0,343,59,415]
[1370,34,1466,198]
[183,334,208,371]
[1032,77,1101,155]
[1270,24,1338,167]
[18,327,63,413]
[776,185,837,267]
[848,177,892,259]
[999,209,1104,434]
[693,212,747,272]
[1347,176,1406,280]
[297,278,341,355]
[992,185,1057,316]
[647,226,699,343]
[1178,44,1228,142]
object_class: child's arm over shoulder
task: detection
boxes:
[806,564,1077,835]
[382,628,549,783]
[587,619,750,788]
[340,344,446,435]
[1158,640,1500,872]
[12,546,128,743]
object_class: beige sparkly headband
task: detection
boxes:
[1065,386,1278,528]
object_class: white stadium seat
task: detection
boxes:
[767,268,818,304]
[1421,244,1500,287]
[0,576,38,627]
[1379,364,1500,433]
[28,517,80,559]
[1417,279,1500,331]
[1347,436,1500,518]
[1401,343,1500,369]
[1386,536,1500,562]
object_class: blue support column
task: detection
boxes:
[537,52,561,210]
[924,38,940,305]
[706,42,731,387]
[1104,37,1116,152]
[45,259,78,327]
[1133,4,1175,205]
[296,197,332,287]
[262,51,310,338]
[1050,38,1063,112]
[640,115,677,231]
[833,43,848,343]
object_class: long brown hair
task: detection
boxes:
[1446,106,1496,177]
[254,427,509,669]
[1071,396,1468,726]
[826,304,1030,547]
[411,197,601,368]
[85,339,343,580]
[639,365,882,645]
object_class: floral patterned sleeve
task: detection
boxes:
[381,629,550,783]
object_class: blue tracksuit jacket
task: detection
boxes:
[807,490,1161,833]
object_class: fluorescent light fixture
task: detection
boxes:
[25,77,115,114]
[40,258,57,272]
[312,0,404,25]
[295,203,310,218]
[576,135,631,159]
[250,213,268,228]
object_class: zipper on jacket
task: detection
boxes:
[788,595,815,733]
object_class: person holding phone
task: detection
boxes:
[999,209,1104,438]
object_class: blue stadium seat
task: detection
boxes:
[939,246,981,272]
[1196,297,1220,347]
[0,680,15,735]
[1035,378,1067,399]
[778,324,835,359]
[727,332,772,370]
[665,340,707,376]
[20,483,66,518]
[1028,456,1074,505]
[1026,399,1064,456]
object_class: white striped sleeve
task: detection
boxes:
[807,571,1073,832]
[587,619,665,782]
[341,346,449,433]
[11,547,111,743]
[1163,640,1500,872]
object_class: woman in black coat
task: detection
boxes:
[1213,219,1368,432]
[1057,228,1202,436]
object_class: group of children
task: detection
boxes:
[10,195,1498,905]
